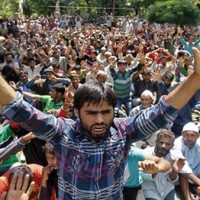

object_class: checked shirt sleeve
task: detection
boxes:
[0,137,26,164]
[127,96,179,141]
[2,91,60,142]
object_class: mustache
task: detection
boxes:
[92,122,107,126]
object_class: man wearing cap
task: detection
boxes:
[96,47,107,65]
[27,67,70,96]
[174,122,200,199]
[132,68,158,107]
[155,72,179,102]
[129,90,154,117]
[124,54,139,69]
[110,59,144,115]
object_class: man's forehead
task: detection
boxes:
[157,137,174,143]
[83,100,112,108]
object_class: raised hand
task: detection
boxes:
[172,157,186,173]
[0,172,35,200]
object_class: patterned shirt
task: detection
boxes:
[111,63,143,99]
[2,92,178,200]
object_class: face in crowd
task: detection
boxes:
[182,122,199,148]
[140,90,153,108]
[74,82,117,142]
[43,143,58,170]
[71,75,80,89]
[118,61,127,74]
[154,129,175,157]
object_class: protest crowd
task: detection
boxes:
[0,13,200,200]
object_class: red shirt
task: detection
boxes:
[0,164,43,200]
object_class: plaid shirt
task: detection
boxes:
[2,92,178,200]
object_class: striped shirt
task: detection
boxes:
[111,63,143,99]
[2,92,178,200]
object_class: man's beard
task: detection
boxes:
[154,146,170,157]
[80,121,110,142]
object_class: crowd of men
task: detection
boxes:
[0,14,199,200]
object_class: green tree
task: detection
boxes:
[127,0,159,16]
[146,0,200,26]
[23,0,56,17]
[0,0,18,18]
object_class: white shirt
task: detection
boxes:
[23,64,43,80]
[174,136,200,177]
[141,146,192,200]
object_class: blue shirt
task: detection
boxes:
[124,147,148,188]
[2,92,178,200]
[180,36,200,55]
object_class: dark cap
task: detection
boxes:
[164,72,174,81]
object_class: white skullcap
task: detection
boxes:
[182,122,199,133]
[141,90,154,100]
[105,51,112,56]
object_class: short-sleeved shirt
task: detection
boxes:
[124,147,148,188]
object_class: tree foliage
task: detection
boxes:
[146,0,200,26]
[0,0,18,18]
[0,0,200,23]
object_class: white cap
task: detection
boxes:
[105,51,112,56]
[44,66,54,73]
[182,122,199,133]
[141,90,154,100]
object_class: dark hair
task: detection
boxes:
[5,52,13,58]
[51,83,65,95]
[74,81,117,110]
[2,65,12,76]
[28,58,36,63]
[69,73,79,80]
[164,72,174,82]
[9,165,33,187]
[43,142,55,155]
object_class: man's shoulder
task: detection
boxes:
[40,95,51,101]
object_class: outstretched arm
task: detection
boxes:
[0,132,36,164]
[0,47,199,110]
[23,92,41,101]
[138,155,170,174]
[165,47,200,109]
